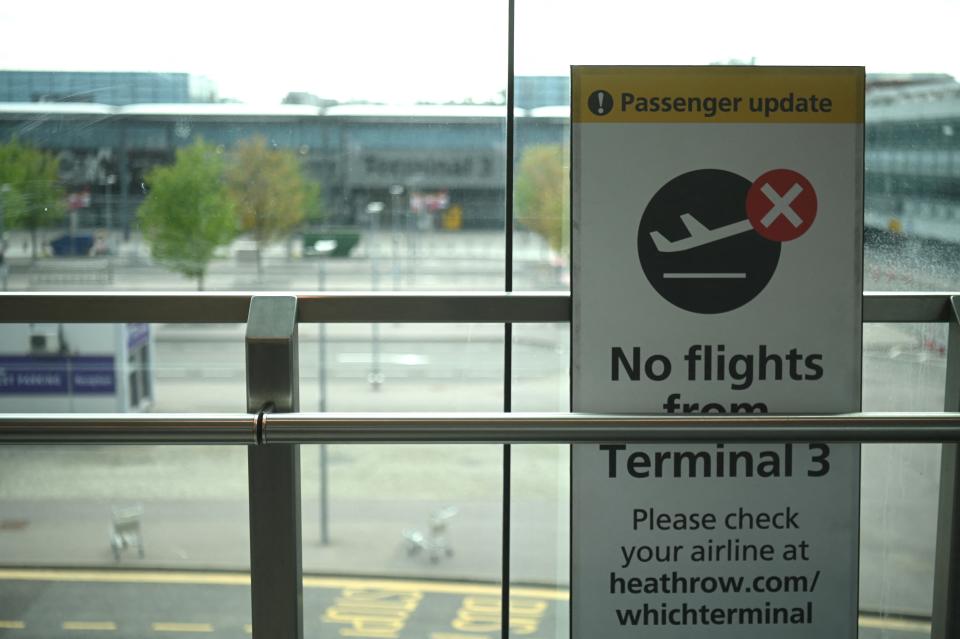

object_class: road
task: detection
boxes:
[0,568,566,639]
[0,568,933,639]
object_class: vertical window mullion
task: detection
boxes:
[503,1,517,639]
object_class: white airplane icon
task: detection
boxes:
[650,214,754,253]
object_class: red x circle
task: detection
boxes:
[746,169,817,242]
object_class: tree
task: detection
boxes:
[515,144,569,257]
[226,136,319,277]
[138,141,237,290]
[0,139,65,260]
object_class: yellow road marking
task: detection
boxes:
[859,614,930,634]
[63,621,117,631]
[0,568,568,600]
[152,622,214,633]
[0,570,934,637]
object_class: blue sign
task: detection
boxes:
[127,323,150,350]
[0,355,116,394]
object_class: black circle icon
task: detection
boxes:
[587,90,613,116]
[637,169,781,314]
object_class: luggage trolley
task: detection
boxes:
[110,505,144,560]
[403,505,457,563]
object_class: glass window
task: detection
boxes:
[1,1,958,637]
[1,2,509,636]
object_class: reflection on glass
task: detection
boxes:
[0,105,515,292]
[1,0,511,294]
[510,324,570,639]
[2,0,511,632]
[297,323,503,586]
[297,327,509,639]
[860,323,946,627]
[514,110,571,291]
[0,323,248,575]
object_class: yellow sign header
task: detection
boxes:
[572,66,864,124]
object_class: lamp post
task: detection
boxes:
[389,185,404,289]
[310,238,337,546]
[366,201,385,390]
[0,184,10,291]
[104,174,116,255]
[406,175,424,281]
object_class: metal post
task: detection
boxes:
[104,174,116,256]
[318,253,330,546]
[246,296,302,639]
[319,443,330,545]
[390,185,404,288]
[119,128,130,241]
[933,295,960,639]
[367,202,384,389]
[0,184,8,292]
[61,324,75,413]
[104,175,116,284]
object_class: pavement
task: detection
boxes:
[0,431,572,585]
[0,489,569,585]
[0,569,570,639]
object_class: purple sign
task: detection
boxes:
[0,355,115,394]
[127,323,150,350]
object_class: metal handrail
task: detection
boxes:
[263,411,960,444]
[0,413,256,444]
[2,411,960,444]
[0,291,956,323]
[0,291,568,323]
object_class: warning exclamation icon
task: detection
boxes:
[588,90,613,117]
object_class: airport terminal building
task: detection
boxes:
[0,70,958,241]
[0,72,567,233]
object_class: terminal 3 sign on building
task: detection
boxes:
[571,67,864,638]
[346,149,504,189]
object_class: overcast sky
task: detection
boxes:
[2,0,958,104]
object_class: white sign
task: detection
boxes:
[571,66,864,639]
[346,149,502,188]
